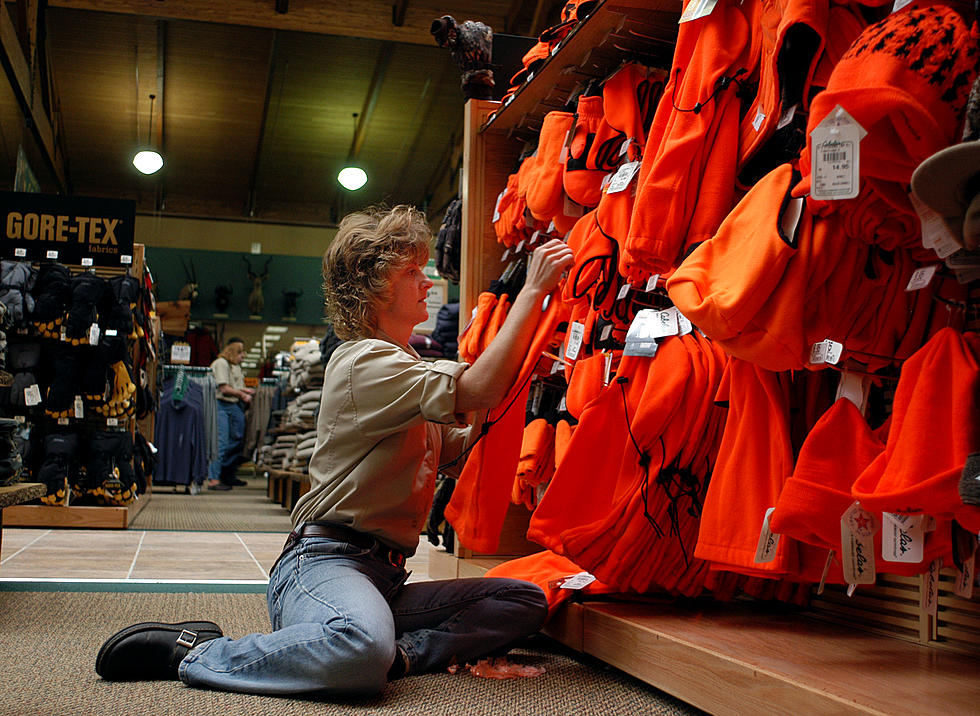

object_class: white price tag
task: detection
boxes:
[777,103,798,130]
[809,339,843,365]
[616,283,631,301]
[515,239,526,253]
[923,559,940,618]
[60,324,67,342]
[619,136,632,157]
[605,161,640,194]
[88,323,101,345]
[751,108,766,132]
[565,321,585,361]
[650,308,679,339]
[603,350,613,386]
[24,384,42,406]
[46,250,59,259]
[57,417,70,426]
[599,323,612,343]
[679,0,719,23]
[892,0,914,11]
[954,548,975,600]
[644,274,659,292]
[905,265,939,291]
[105,328,118,337]
[106,417,119,427]
[946,248,980,268]
[955,266,980,284]
[623,309,661,357]
[881,513,925,563]
[754,507,780,563]
[14,248,26,257]
[810,105,866,201]
[910,190,957,252]
[81,257,94,267]
[170,343,192,364]
[492,188,507,223]
[73,395,84,419]
[676,311,693,337]
[558,572,597,590]
[121,255,133,265]
[841,501,879,585]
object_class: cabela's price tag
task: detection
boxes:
[810,105,866,201]
[841,501,878,585]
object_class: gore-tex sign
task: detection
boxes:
[0,191,135,266]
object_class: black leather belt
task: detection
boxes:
[271,521,407,574]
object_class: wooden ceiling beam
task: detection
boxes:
[348,42,394,162]
[246,31,279,218]
[47,0,510,46]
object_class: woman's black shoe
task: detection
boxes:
[96,621,223,680]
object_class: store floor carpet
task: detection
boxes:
[0,589,702,716]
[128,479,293,532]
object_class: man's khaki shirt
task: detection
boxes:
[211,356,245,403]
[290,331,472,555]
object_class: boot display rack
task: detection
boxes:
[4,243,154,529]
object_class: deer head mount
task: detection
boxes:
[178,257,199,304]
[243,256,272,315]
[282,288,303,318]
[214,284,233,313]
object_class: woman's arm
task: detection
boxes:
[454,239,573,412]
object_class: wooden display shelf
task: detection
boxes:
[264,468,309,511]
[431,551,980,715]
[482,0,682,140]
[3,489,150,529]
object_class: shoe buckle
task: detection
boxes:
[176,629,198,648]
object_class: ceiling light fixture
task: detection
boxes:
[133,93,164,175]
[338,112,367,191]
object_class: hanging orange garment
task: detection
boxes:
[553,416,575,465]
[526,111,576,222]
[479,294,511,356]
[445,296,570,553]
[484,550,618,619]
[601,62,667,162]
[736,0,828,173]
[458,292,499,364]
[621,0,753,281]
[695,359,798,576]
[492,174,521,247]
[528,354,652,554]
[511,418,556,510]
[556,334,728,595]
[852,328,980,536]
[562,95,609,208]
[666,164,806,370]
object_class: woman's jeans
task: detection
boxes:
[178,536,548,695]
[208,400,245,484]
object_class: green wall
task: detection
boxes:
[146,246,328,325]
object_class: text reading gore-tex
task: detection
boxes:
[0,191,135,266]
[5,213,121,245]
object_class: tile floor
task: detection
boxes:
[0,527,434,583]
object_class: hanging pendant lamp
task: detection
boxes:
[133,94,164,175]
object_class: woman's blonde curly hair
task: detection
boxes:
[322,205,431,340]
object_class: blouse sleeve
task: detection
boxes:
[347,341,468,438]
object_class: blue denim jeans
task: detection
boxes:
[208,400,245,484]
[178,536,548,695]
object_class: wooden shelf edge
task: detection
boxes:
[4,489,150,529]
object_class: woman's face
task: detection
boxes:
[376,261,434,333]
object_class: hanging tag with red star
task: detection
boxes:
[841,501,879,586]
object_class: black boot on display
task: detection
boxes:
[95,620,223,681]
